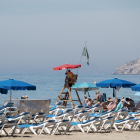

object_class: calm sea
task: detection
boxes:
[0,73,140,107]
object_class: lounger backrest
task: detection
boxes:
[0,109,5,115]
[49,105,57,111]
[56,111,64,116]
[5,102,14,108]
[102,93,106,102]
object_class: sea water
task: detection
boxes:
[0,73,140,107]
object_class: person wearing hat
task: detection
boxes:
[82,95,88,106]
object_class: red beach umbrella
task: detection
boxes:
[53,63,81,70]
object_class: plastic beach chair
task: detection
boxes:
[30,112,46,124]
[54,105,85,116]
[72,110,90,123]
[6,112,32,134]
[0,116,18,136]
[69,117,102,132]
[133,119,140,130]
[17,120,56,135]
[51,119,71,135]
[46,109,74,121]
[128,111,140,118]
[89,110,114,119]
[0,102,14,112]
[6,112,31,123]
[108,117,137,131]
[49,105,65,115]
[75,112,117,133]
[98,114,117,132]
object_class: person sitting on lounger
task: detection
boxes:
[86,98,92,108]
[82,95,88,106]
[93,90,102,103]
[105,97,114,105]
[115,97,125,111]
[125,101,140,112]
[100,98,118,111]
[123,98,135,110]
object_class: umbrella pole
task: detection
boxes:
[113,88,116,98]
[10,89,12,117]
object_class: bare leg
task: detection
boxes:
[123,102,130,109]
[100,102,108,110]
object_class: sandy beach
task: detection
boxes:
[0,130,140,140]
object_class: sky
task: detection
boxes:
[0,0,140,74]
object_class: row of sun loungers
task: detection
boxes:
[0,102,140,136]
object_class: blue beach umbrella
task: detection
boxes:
[96,78,136,97]
[0,86,8,94]
[131,84,140,91]
[96,78,136,88]
[0,78,36,116]
[71,82,98,97]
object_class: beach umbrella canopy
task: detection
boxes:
[0,79,36,90]
[72,82,98,91]
[131,84,140,91]
[96,78,136,88]
[53,63,81,70]
[96,78,136,97]
[134,92,140,96]
[0,86,8,94]
[71,82,98,97]
[0,78,36,117]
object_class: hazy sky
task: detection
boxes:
[0,0,140,73]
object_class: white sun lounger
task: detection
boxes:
[16,120,56,135]
[0,116,18,136]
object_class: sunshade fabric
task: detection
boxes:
[131,84,140,91]
[135,92,140,96]
[53,64,81,70]
[71,82,98,91]
[0,86,8,94]
[96,78,136,88]
[0,79,36,90]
